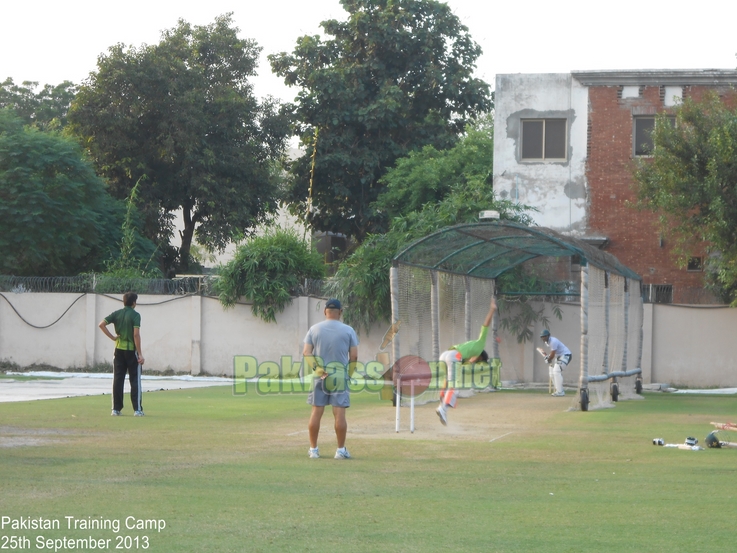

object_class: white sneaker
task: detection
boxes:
[436,406,448,426]
[334,447,352,460]
[551,391,566,397]
[134,411,145,416]
[111,410,121,416]
[308,447,320,459]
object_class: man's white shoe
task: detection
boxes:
[334,447,352,459]
[308,447,320,459]
[551,391,566,397]
[436,406,448,426]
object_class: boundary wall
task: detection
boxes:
[1,293,735,388]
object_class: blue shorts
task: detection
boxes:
[307,377,350,408]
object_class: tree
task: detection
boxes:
[0,109,122,276]
[270,0,492,242]
[373,115,495,218]
[0,78,77,130]
[215,227,325,322]
[633,93,737,304]
[68,14,290,274]
[326,180,534,332]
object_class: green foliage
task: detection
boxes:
[498,300,564,343]
[0,78,77,130]
[633,93,737,304]
[270,0,492,241]
[327,180,535,332]
[68,14,290,274]
[101,178,161,279]
[215,227,325,322]
[0,109,122,276]
[374,115,495,218]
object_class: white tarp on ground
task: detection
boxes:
[0,372,232,403]
[671,388,737,395]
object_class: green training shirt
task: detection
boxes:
[452,325,489,361]
[104,306,141,351]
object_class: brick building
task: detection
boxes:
[493,70,737,303]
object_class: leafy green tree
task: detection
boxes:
[326,181,534,332]
[374,115,495,218]
[68,14,290,274]
[0,110,121,276]
[215,227,325,322]
[633,93,737,304]
[270,0,492,242]
[101,178,161,279]
[0,78,77,130]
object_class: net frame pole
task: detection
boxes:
[636,281,644,374]
[390,266,400,371]
[603,271,610,376]
[621,279,630,373]
[395,375,401,433]
[431,270,440,364]
[490,280,500,360]
[579,264,589,392]
[410,381,415,433]
[464,276,472,341]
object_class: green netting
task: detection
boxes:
[393,221,640,281]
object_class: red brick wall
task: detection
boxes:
[586,85,719,303]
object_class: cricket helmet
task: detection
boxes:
[705,432,721,448]
[540,329,551,338]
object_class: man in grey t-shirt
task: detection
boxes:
[303,298,359,460]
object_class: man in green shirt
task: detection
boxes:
[99,292,145,416]
[436,296,497,425]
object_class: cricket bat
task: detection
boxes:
[710,422,737,432]
[537,347,551,393]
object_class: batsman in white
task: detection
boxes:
[539,329,571,397]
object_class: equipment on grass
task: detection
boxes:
[653,437,704,450]
[706,431,737,449]
[705,432,721,448]
[710,422,737,432]
[393,355,432,433]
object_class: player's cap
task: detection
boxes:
[325,298,342,310]
[540,329,550,338]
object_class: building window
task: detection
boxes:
[642,284,673,304]
[633,116,675,157]
[687,257,703,272]
[521,119,567,160]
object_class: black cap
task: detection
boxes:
[326,298,342,310]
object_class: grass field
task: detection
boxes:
[1,385,736,553]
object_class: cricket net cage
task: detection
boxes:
[390,221,644,412]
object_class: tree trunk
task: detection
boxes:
[179,207,195,273]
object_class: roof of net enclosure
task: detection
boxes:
[393,221,641,281]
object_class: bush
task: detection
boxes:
[215,227,325,322]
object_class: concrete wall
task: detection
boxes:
[2,293,736,388]
[0,293,387,376]
[493,73,589,234]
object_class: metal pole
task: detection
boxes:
[579,264,589,393]
[431,271,440,364]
